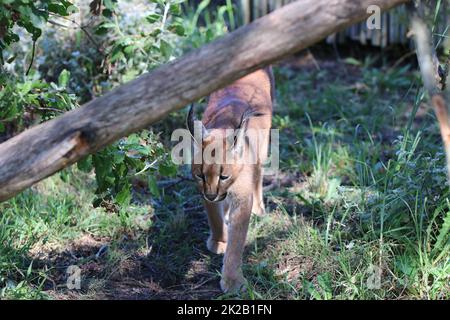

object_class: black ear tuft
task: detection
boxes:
[187,104,195,136]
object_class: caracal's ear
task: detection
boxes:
[187,104,209,146]
[232,108,265,154]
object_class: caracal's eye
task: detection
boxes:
[195,173,205,180]
[219,174,230,181]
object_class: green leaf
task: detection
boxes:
[58,69,70,87]
[6,54,16,63]
[148,175,160,198]
[26,261,33,277]
[168,22,185,36]
[159,162,177,177]
[433,208,450,253]
[150,28,162,37]
[160,39,172,59]
[103,0,116,10]
[344,57,362,66]
[110,45,125,62]
[113,152,125,164]
[77,156,93,173]
[20,81,32,95]
[116,185,131,206]
[48,3,71,16]
[169,3,181,16]
[123,45,137,55]
[60,170,69,182]
[146,13,161,23]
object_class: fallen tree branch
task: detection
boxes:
[410,9,450,180]
[0,0,410,202]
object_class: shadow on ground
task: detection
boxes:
[26,174,303,300]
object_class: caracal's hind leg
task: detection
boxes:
[251,166,265,216]
[204,200,228,254]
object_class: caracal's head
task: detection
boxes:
[187,105,252,203]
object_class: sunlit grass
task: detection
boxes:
[1,58,449,299]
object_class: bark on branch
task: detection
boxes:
[0,0,409,201]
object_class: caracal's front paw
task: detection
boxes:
[207,236,227,254]
[220,273,247,293]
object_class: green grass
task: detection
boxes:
[0,170,154,299]
[1,57,449,300]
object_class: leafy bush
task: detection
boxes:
[181,0,236,50]
[0,0,77,64]
[0,70,77,140]
[0,0,187,206]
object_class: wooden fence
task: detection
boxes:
[240,0,449,47]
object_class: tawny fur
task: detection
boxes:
[188,67,274,293]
